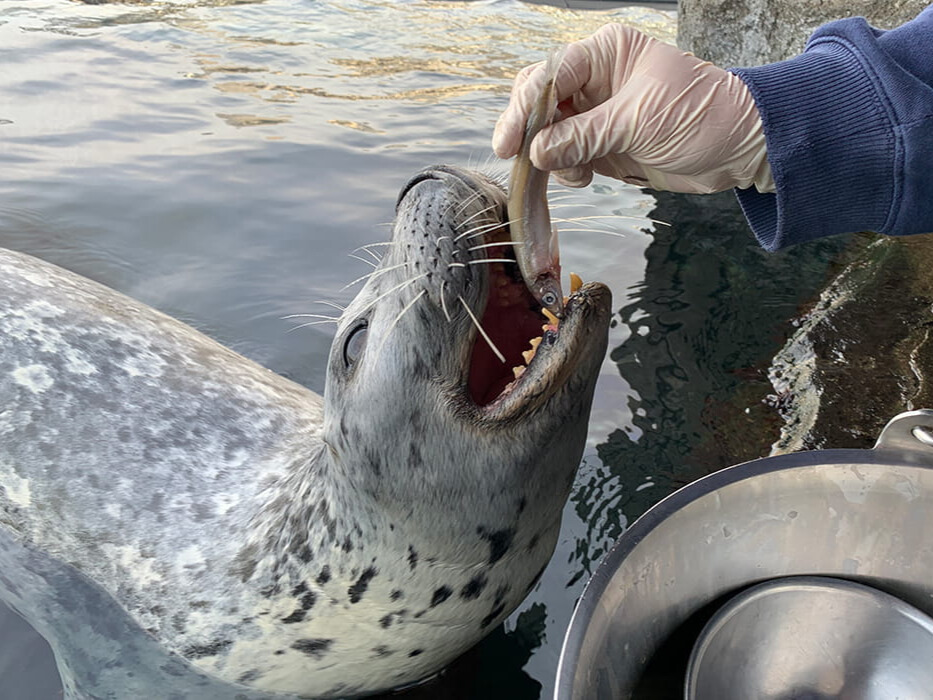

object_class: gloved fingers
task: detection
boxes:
[529,95,636,172]
[548,158,723,194]
[574,22,653,88]
[494,23,676,169]
[551,155,649,190]
[591,153,646,182]
[634,167,735,194]
[552,164,593,188]
[492,60,546,158]
[593,156,730,194]
[492,48,590,159]
[492,23,630,159]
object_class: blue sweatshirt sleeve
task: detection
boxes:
[730,7,933,251]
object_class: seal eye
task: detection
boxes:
[343,321,368,367]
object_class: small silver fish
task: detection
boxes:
[508,47,566,318]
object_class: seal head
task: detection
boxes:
[0,165,611,698]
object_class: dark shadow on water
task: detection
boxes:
[382,603,546,700]
[575,190,855,562]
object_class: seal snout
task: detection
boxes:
[395,170,444,209]
[395,165,500,211]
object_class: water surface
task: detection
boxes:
[0,1,845,697]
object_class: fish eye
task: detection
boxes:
[343,321,368,367]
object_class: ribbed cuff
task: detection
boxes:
[731,32,898,251]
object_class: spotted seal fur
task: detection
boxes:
[0,165,611,698]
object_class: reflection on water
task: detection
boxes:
[576,191,849,566]
[0,0,843,698]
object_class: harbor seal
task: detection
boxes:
[0,165,611,698]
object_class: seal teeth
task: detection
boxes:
[570,271,583,293]
[514,335,545,378]
[542,308,559,326]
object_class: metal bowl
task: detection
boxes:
[554,410,933,700]
[686,576,933,699]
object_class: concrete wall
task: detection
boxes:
[678,0,929,67]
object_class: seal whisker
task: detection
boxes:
[466,241,520,253]
[554,227,628,238]
[552,214,669,226]
[456,200,497,223]
[286,319,340,333]
[548,202,598,210]
[282,313,342,321]
[341,262,411,292]
[467,150,504,179]
[456,201,498,228]
[356,273,428,316]
[313,300,347,312]
[453,218,512,243]
[456,210,500,238]
[479,153,506,179]
[456,217,523,243]
[373,289,427,362]
[351,241,398,265]
[360,248,383,264]
[467,258,515,266]
[351,241,395,262]
[348,253,378,269]
[458,295,505,364]
[448,191,487,220]
[450,189,484,214]
[439,192,482,225]
[439,279,452,323]
[451,208,501,240]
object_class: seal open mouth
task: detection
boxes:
[462,209,601,416]
[392,165,609,418]
[467,231,567,407]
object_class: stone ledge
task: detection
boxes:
[678,0,928,67]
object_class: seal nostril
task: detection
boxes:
[396,171,443,210]
[396,165,488,212]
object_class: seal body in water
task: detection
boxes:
[0,165,611,698]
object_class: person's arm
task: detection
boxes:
[733,6,933,250]
[493,10,933,252]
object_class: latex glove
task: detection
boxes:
[493,23,774,194]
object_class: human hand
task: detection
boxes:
[493,24,774,194]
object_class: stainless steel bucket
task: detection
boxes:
[685,576,933,699]
[554,410,933,700]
